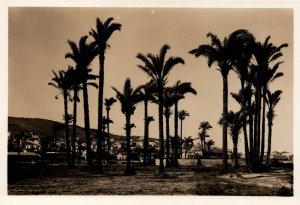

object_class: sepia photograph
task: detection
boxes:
[1,0,299,203]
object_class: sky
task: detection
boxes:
[7,7,293,153]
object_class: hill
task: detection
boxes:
[8,117,142,141]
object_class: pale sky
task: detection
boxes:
[8,7,293,153]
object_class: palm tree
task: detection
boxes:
[219,111,246,169]
[178,109,190,158]
[189,32,233,169]
[251,36,287,164]
[68,66,81,167]
[172,81,197,164]
[112,78,143,175]
[206,139,215,158]
[198,121,212,157]
[65,35,98,169]
[183,136,194,159]
[231,85,253,166]
[104,97,117,156]
[89,17,122,173]
[48,68,73,168]
[140,80,156,165]
[265,89,282,168]
[137,44,185,174]
[101,115,113,159]
[162,87,176,166]
[227,29,256,166]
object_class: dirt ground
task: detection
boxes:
[7,163,293,195]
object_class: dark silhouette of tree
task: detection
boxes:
[265,89,282,168]
[199,121,212,157]
[48,68,73,168]
[89,17,122,173]
[227,29,256,166]
[104,97,117,156]
[219,111,246,169]
[251,36,287,165]
[112,78,143,175]
[183,136,194,159]
[206,139,215,158]
[189,32,233,169]
[102,115,113,159]
[162,87,176,166]
[140,80,156,165]
[172,81,197,164]
[67,66,81,168]
[65,35,98,169]
[137,44,184,174]
[178,109,190,158]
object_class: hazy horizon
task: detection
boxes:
[8,7,293,153]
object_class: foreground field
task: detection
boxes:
[8,163,293,195]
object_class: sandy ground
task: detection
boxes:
[7,163,293,195]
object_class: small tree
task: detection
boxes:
[112,78,143,175]
[219,111,246,169]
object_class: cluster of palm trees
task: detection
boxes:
[49,17,287,174]
[190,29,287,170]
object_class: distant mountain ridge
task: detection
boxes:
[8,116,142,141]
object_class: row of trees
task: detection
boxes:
[49,17,287,174]
[190,30,287,170]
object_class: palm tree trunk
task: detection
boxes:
[180,119,183,158]
[71,89,78,168]
[96,52,105,174]
[64,92,71,168]
[266,118,273,168]
[174,102,179,167]
[232,139,239,169]
[124,113,134,175]
[222,74,228,169]
[82,81,92,168]
[240,80,249,166]
[143,100,148,165]
[253,86,262,169]
[165,114,170,167]
[256,87,262,166]
[107,109,111,158]
[248,98,254,166]
[260,86,267,164]
[158,89,165,174]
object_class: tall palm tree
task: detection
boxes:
[137,44,185,174]
[219,110,246,169]
[68,66,81,168]
[140,80,156,165]
[198,121,212,157]
[112,78,143,175]
[65,35,98,168]
[104,97,117,156]
[265,89,282,168]
[189,32,233,169]
[251,36,287,164]
[162,87,176,166]
[227,29,256,166]
[48,68,73,168]
[89,17,122,173]
[178,109,190,158]
[172,81,197,163]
